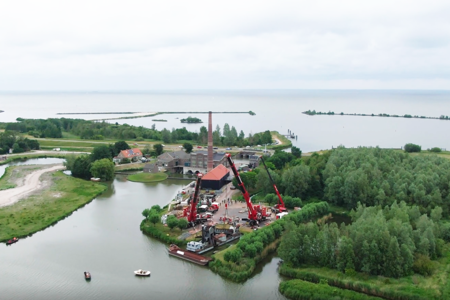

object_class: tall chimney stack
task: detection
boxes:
[207,111,213,172]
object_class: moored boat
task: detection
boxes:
[134,269,151,276]
[84,272,91,280]
[6,237,19,245]
[167,244,212,266]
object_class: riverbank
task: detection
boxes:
[0,166,107,242]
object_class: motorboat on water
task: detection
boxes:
[84,272,91,280]
[6,237,19,245]
[134,269,151,276]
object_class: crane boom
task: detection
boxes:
[260,155,286,213]
[225,153,257,220]
[187,173,203,223]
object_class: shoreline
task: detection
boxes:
[0,166,107,242]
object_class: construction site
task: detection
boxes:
[163,112,293,265]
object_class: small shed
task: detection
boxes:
[143,163,159,173]
[201,164,230,191]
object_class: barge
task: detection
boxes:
[167,244,212,266]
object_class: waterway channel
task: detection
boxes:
[0,159,287,300]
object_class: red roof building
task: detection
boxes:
[201,164,230,190]
[116,148,143,160]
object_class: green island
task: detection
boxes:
[180,116,202,123]
[0,169,107,242]
[152,119,167,122]
[304,109,450,121]
[127,172,168,182]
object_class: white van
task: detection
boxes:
[276,212,289,219]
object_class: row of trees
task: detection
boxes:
[5,118,63,138]
[279,201,446,278]
[0,131,40,154]
[1,118,274,149]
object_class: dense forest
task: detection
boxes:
[279,202,446,278]
[322,147,450,213]
[0,118,272,147]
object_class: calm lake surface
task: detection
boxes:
[1,90,450,152]
[0,159,287,300]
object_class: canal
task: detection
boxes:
[0,159,287,300]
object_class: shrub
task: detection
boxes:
[412,254,435,276]
[429,147,442,153]
[404,143,421,153]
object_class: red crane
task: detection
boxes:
[187,173,203,223]
[225,153,269,226]
[259,155,287,214]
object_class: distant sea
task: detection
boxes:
[1,90,449,152]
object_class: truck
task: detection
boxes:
[260,155,288,214]
[225,153,270,226]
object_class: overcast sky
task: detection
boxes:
[0,0,449,90]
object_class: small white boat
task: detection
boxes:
[134,269,151,277]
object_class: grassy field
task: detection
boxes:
[127,172,168,182]
[0,170,107,242]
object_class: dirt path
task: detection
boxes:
[0,164,65,208]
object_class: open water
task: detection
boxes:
[1,90,450,152]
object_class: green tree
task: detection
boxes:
[72,155,92,180]
[167,215,178,231]
[90,145,112,162]
[291,146,302,158]
[149,213,160,225]
[153,144,164,156]
[337,236,355,272]
[256,168,281,195]
[177,218,188,230]
[142,209,151,219]
[183,143,193,153]
[90,158,115,181]
[113,140,130,156]
[261,130,272,145]
[161,129,171,143]
[281,164,310,198]
[213,125,221,145]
